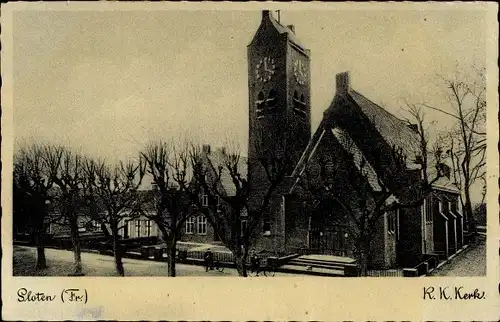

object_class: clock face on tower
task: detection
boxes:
[293,59,307,86]
[255,56,276,83]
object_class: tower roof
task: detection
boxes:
[248,10,308,52]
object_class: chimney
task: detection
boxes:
[287,25,295,34]
[262,10,271,20]
[336,72,350,95]
[202,144,211,154]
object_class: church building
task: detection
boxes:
[244,10,466,269]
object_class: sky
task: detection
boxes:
[11,7,488,198]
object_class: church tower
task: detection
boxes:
[247,10,311,193]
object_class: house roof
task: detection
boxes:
[331,128,381,191]
[205,147,248,196]
[348,90,421,165]
[291,72,458,195]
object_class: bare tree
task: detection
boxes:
[422,66,486,235]
[190,144,289,277]
[13,143,55,269]
[45,146,86,276]
[83,158,145,276]
[139,140,198,277]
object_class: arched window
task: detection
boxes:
[256,91,265,119]
[293,90,307,119]
[267,89,277,108]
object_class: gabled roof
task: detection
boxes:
[348,90,421,165]
[291,72,459,195]
[204,147,248,197]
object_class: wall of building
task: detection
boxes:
[180,214,217,244]
[396,205,423,268]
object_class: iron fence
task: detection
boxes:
[187,250,235,264]
[367,269,404,277]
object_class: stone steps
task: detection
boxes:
[278,264,344,277]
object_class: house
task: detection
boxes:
[46,192,160,240]
[244,10,466,269]
[180,144,248,244]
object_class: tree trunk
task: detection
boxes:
[69,217,83,276]
[355,237,371,277]
[358,249,368,277]
[34,230,47,270]
[464,191,476,235]
[112,229,125,276]
[167,239,177,277]
[235,252,248,277]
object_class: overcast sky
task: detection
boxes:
[12,7,487,197]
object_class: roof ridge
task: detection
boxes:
[348,89,408,127]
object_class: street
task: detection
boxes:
[429,235,486,276]
[13,246,304,277]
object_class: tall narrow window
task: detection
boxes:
[293,90,307,119]
[241,219,248,237]
[387,211,395,234]
[263,214,271,236]
[202,194,209,207]
[256,91,265,119]
[267,89,277,108]
[135,220,141,237]
[185,217,195,234]
[197,215,207,235]
[145,220,152,237]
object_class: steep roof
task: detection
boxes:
[348,90,421,164]
[249,11,308,53]
[268,15,306,51]
[205,147,248,196]
[291,72,458,195]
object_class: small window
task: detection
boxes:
[267,89,277,107]
[185,217,195,234]
[135,220,141,237]
[215,195,220,206]
[241,219,248,237]
[197,215,207,235]
[387,212,395,234]
[145,220,152,237]
[324,160,336,176]
[263,220,271,236]
[202,194,209,207]
[293,91,307,119]
[256,92,265,119]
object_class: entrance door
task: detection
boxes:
[323,226,347,256]
[308,222,347,256]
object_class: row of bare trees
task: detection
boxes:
[14,139,286,277]
[13,144,147,276]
